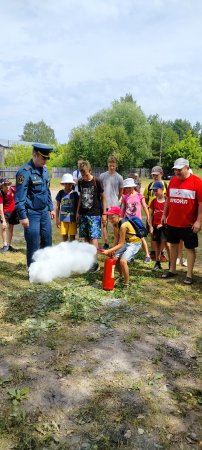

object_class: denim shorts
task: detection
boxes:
[115,242,141,262]
[79,215,101,240]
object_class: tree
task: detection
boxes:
[20,120,57,144]
[163,131,202,170]
[167,119,192,141]
[5,145,32,166]
[147,115,179,167]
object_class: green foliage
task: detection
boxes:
[68,95,151,171]
[167,118,193,140]
[163,131,202,169]
[147,115,179,166]
[20,120,56,144]
[5,145,32,166]
[48,143,71,168]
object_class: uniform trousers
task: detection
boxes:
[24,208,52,267]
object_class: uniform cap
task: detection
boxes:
[60,173,75,184]
[172,158,189,169]
[123,178,138,188]
[105,206,122,216]
[152,181,164,190]
[0,177,12,186]
[151,165,163,175]
[32,143,53,159]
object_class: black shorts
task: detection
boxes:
[166,225,198,249]
[152,226,167,242]
[1,210,19,225]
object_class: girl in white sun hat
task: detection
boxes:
[55,173,79,241]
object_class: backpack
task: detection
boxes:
[119,216,148,239]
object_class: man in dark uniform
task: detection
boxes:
[15,143,55,267]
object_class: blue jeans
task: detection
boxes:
[24,208,52,267]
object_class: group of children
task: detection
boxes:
[55,160,169,286]
[0,161,169,287]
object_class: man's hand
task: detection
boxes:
[192,220,201,233]
[50,210,55,220]
[157,224,163,229]
[20,218,29,228]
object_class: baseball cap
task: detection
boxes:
[32,143,53,160]
[60,173,75,184]
[172,158,189,169]
[151,166,163,175]
[0,177,12,186]
[123,178,137,188]
[152,181,164,190]
[105,206,122,216]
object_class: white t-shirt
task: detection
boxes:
[72,169,81,193]
[99,171,123,208]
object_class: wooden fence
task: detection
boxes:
[0,166,150,180]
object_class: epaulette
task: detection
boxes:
[24,165,31,171]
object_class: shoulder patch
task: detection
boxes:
[24,165,31,171]
[17,175,25,184]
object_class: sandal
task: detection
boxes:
[162,271,176,279]
[183,277,193,285]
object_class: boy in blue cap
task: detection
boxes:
[149,181,170,271]
[15,143,55,268]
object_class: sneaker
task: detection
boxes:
[0,245,9,253]
[88,262,100,273]
[101,243,109,250]
[144,256,151,263]
[160,251,168,262]
[152,262,162,272]
[176,258,181,265]
[180,258,187,267]
[162,271,176,279]
[8,245,18,252]
[122,282,130,289]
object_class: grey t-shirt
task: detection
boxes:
[99,171,123,208]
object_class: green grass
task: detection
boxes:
[0,218,202,449]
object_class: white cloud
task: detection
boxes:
[0,0,202,142]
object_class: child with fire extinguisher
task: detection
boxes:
[103,206,142,288]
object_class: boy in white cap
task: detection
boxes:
[55,174,79,241]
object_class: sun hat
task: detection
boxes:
[152,181,164,190]
[105,206,122,216]
[172,158,189,169]
[151,166,163,175]
[60,174,75,184]
[123,178,137,188]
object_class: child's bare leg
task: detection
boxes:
[142,237,150,257]
[154,242,161,261]
[7,224,14,245]
[116,259,123,277]
[1,224,7,245]
[90,238,98,249]
[164,242,170,261]
[102,222,108,244]
[120,257,129,284]
[62,235,68,242]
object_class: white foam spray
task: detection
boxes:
[29,241,97,283]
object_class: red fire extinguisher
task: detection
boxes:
[102,257,116,291]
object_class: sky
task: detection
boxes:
[0,0,202,144]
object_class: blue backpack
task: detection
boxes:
[119,216,148,239]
